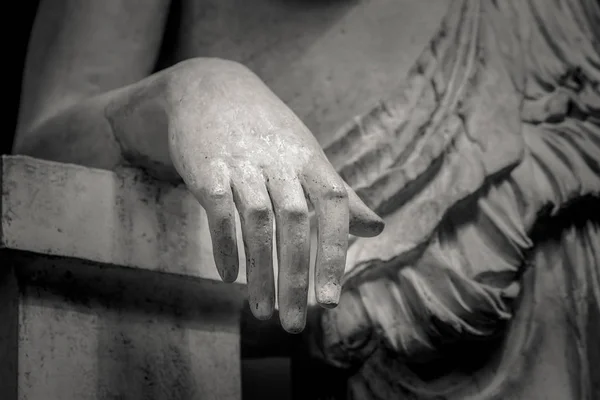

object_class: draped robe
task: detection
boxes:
[311,1,600,398]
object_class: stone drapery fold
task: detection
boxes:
[315,0,600,398]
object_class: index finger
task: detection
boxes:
[302,168,349,308]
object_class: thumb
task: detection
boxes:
[345,182,385,237]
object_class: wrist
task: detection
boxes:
[103,76,180,180]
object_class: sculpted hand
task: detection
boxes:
[168,60,384,333]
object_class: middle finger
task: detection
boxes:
[232,170,275,320]
[266,173,310,333]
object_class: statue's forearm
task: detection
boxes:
[14,0,172,168]
[12,58,244,180]
[13,69,168,172]
[13,91,126,171]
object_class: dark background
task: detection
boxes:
[4,1,40,155]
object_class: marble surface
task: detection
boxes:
[1,155,247,284]
[1,155,247,400]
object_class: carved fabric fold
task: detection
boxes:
[315,0,600,398]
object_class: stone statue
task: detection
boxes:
[14,0,600,399]
[13,0,395,335]
[303,0,600,399]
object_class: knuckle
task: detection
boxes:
[204,186,230,203]
[245,203,273,225]
[212,215,235,234]
[324,183,348,201]
[280,202,309,223]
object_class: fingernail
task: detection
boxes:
[317,282,342,308]
[280,309,307,334]
[216,256,238,283]
[250,298,274,320]
[349,216,385,237]
[372,218,385,234]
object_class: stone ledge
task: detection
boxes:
[0,155,247,284]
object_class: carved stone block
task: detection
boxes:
[0,155,246,400]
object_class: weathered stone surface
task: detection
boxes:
[1,155,247,284]
[1,155,246,400]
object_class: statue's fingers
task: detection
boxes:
[265,172,310,334]
[188,166,239,283]
[302,168,349,308]
[346,182,385,237]
[232,172,275,320]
